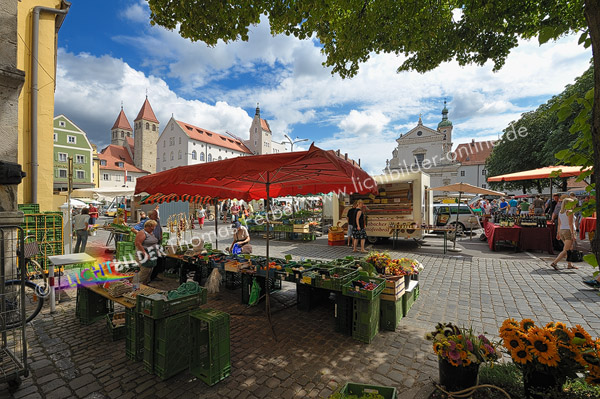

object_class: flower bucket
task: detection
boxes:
[523,369,564,399]
[438,358,479,392]
[411,273,419,281]
[403,275,411,289]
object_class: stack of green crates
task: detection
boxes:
[189,309,231,386]
[18,203,40,214]
[143,312,191,379]
[402,281,420,316]
[352,297,380,344]
[125,307,145,361]
[334,294,354,336]
[75,287,111,325]
[116,241,136,263]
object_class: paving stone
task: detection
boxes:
[46,387,73,399]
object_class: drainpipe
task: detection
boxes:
[31,1,71,203]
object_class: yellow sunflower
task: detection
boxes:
[511,347,533,365]
[520,318,536,331]
[527,329,558,361]
[538,355,559,367]
[554,322,567,330]
[500,319,520,338]
[503,332,525,351]
[571,325,593,345]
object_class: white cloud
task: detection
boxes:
[122,1,149,24]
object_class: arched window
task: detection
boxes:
[146,122,149,129]
[207,154,212,162]
[218,156,222,161]
[162,153,166,161]
[191,151,197,160]
[152,124,156,131]
[112,132,116,139]
[199,153,205,161]
[121,131,124,138]
[170,151,174,161]
[178,150,182,159]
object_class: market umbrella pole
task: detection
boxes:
[449,191,462,252]
[265,177,277,339]
[214,198,219,250]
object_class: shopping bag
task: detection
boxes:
[248,278,261,306]
[231,243,242,255]
[567,250,583,262]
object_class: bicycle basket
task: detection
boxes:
[23,241,40,259]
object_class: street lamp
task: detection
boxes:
[282,134,308,152]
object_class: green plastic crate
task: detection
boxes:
[76,287,110,325]
[312,267,359,291]
[189,309,231,386]
[337,382,397,399]
[380,298,403,331]
[137,288,207,319]
[106,312,127,341]
[334,294,353,336]
[352,297,380,344]
[153,312,191,380]
[125,307,144,361]
[342,277,385,301]
[143,316,156,373]
[18,204,40,213]
[402,283,420,316]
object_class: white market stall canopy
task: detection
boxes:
[71,187,135,201]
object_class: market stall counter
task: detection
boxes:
[580,217,596,240]
[484,218,554,254]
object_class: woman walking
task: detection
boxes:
[197,206,206,230]
[353,200,368,253]
[550,195,578,270]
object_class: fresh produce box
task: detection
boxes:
[342,277,385,301]
[330,382,397,399]
[312,267,359,291]
[380,276,405,302]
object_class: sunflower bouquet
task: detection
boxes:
[386,258,423,276]
[499,318,600,384]
[426,322,500,367]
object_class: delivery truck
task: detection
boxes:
[345,171,433,243]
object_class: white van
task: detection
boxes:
[433,204,481,234]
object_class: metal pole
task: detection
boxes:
[67,156,73,254]
[214,198,219,250]
[49,264,56,313]
[452,192,462,251]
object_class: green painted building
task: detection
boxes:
[53,115,94,191]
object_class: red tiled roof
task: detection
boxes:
[99,144,148,173]
[111,109,132,131]
[135,97,159,123]
[126,137,134,154]
[454,140,496,165]
[175,120,252,154]
[260,118,271,132]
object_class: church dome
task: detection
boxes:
[437,101,452,128]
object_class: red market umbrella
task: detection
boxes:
[135,144,375,201]
[486,166,590,182]
[135,144,376,334]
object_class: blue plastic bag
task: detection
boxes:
[231,243,242,255]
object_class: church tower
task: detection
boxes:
[111,106,133,146]
[133,97,159,173]
[437,100,453,154]
[248,103,272,155]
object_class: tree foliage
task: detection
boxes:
[486,65,594,193]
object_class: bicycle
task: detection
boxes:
[4,235,49,328]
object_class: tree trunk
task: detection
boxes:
[584,0,600,265]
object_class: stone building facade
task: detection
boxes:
[244,105,287,155]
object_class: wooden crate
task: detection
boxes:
[381,277,405,302]
[293,223,310,233]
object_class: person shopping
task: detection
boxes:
[88,204,98,225]
[353,200,368,253]
[135,220,159,284]
[550,195,578,270]
[197,206,206,230]
[230,221,252,254]
[346,202,358,247]
[74,208,90,253]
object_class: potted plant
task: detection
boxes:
[426,322,500,392]
[499,318,600,398]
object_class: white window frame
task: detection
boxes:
[58,152,67,162]
[127,175,132,182]
[103,173,110,181]
[460,170,465,177]
[191,151,197,160]
[67,135,76,144]
[116,174,121,182]
[76,170,85,179]
[76,155,85,164]
[58,169,67,178]
[59,121,66,127]
[482,169,487,176]
[53,133,57,142]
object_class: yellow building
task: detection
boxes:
[17,0,70,210]
[92,144,100,188]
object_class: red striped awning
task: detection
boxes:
[140,193,212,205]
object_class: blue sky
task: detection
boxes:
[54,1,593,174]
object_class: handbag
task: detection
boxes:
[567,241,583,262]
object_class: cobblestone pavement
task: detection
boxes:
[1,226,598,398]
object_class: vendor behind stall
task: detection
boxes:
[135,219,159,284]
[230,221,252,254]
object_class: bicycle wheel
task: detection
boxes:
[3,280,44,328]
[27,259,50,298]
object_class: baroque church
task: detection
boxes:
[385,102,460,188]
[98,97,159,188]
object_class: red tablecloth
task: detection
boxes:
[579,217,596,240]
[518,227,554,254]
[484,223,520,251]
